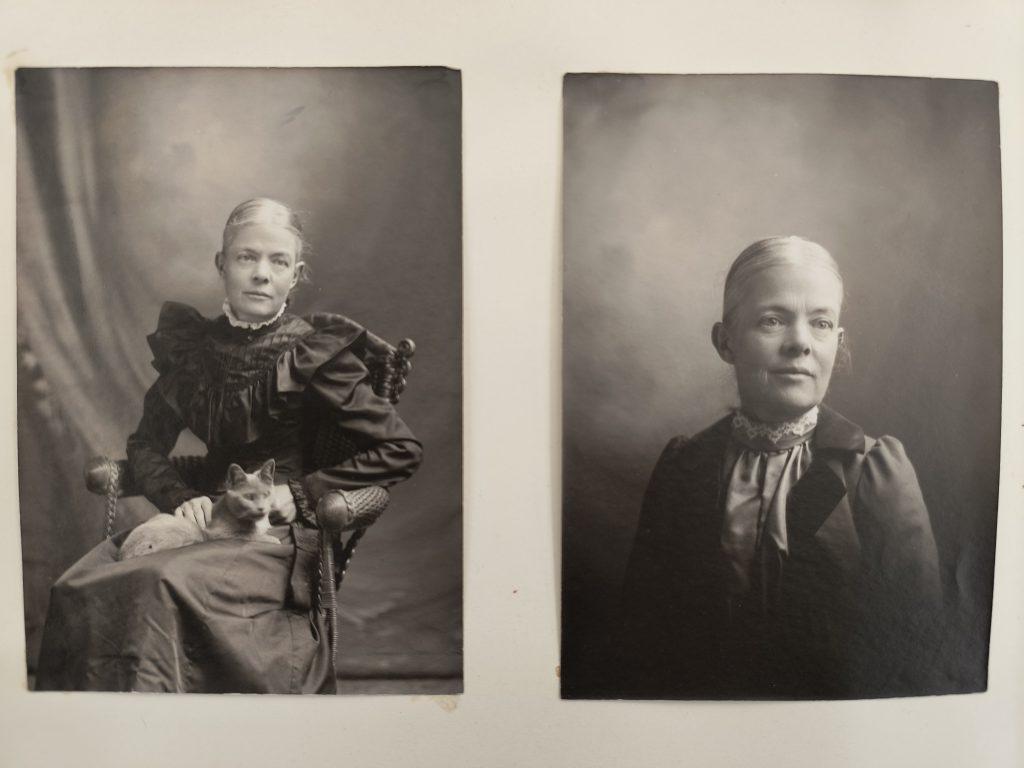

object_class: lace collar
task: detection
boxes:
[731,406,819,451]
[222,299,287,330]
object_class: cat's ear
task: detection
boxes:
[258,459,276,484]
[227,463,247,488]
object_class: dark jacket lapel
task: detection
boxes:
[786,405,867,570]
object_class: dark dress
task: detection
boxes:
[35,302,423,693]
[612,406,942,700]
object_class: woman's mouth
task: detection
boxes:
[244,291,272,300]
[772,367,813,378]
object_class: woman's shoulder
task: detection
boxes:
[146,302,214,373]
[301,311,366,339]
[815,406,916,470]
[291,312,367,365]
[269,310,374,407]
[836,414,928,527]
[154,301,208,328]
[859,434,921,489]
[652,413,733,469]
[812,405,921,488]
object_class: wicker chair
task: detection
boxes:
[82,332,415,668]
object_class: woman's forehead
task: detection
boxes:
[740,263,843,308]
[225,222,300,253]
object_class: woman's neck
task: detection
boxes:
[222,299,286,330]
[737,404,819,427]
[732,406,819,450]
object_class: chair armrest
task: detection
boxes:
[315,487,390,533]
[84,455,207,498]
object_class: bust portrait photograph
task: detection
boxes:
[560,74,1001,700]
[16,67,462,694]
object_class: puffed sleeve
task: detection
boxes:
[125,302,208,514]
[855,436,942,606]
[126,383,203,514]
[854,435,943,691]
[293,346,423,509]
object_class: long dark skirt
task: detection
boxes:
[35,524,334,694]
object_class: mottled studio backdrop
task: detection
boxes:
[562,75,1001,693]
[16,67,462,686]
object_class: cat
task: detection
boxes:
[118,459,280,561]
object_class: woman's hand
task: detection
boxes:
[174,496,213,529]
[269,484,297,524]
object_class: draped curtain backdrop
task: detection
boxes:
[562,75,1001,694]
[16,67,462,682]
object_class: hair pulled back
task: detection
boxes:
[722,236,843,328]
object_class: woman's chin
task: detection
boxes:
[231,299,281,323]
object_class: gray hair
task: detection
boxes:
[722,236,843,328]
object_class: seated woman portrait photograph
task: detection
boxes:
[614,236,943,699]
[33,198,423,694]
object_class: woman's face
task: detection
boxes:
[218,223,302,323]
[714,263,844,422]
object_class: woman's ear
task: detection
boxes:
[712,322,735,364]
[834,327,852,374]
[290,261,305,288]
[214,251,225,275]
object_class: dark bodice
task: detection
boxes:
[127,302,422,514]
[611,406,942,699]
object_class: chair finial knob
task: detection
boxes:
[85,457,116,495]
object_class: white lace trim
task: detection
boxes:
[222,298,286,330]
[732,406,819,446]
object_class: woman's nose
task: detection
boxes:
[782,323,812,356]
[251,259,271,282]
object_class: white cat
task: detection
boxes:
[118,460,280,560]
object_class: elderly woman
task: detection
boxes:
[616,236,942,699]
[35,198,422,693]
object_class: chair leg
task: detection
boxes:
[317,526,369,677]
[318,529,339,668]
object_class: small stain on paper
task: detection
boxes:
[434,696,458,713]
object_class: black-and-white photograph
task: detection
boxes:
[16,67,462,694]
[561,74,1001,700]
